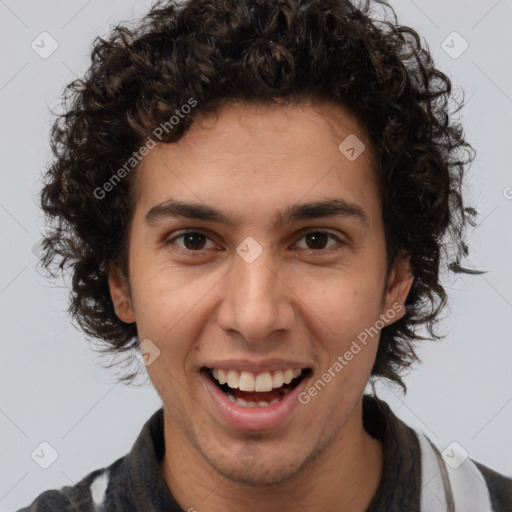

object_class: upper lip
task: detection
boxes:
[201,359,312,373]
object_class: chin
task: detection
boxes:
[200,443,309,487]
[214,459,303,487]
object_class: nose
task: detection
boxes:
[216,244,296,343]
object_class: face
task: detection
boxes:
[109,100,412,486]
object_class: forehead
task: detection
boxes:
[133,100,380,228]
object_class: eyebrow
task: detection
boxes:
[145,198,369,228]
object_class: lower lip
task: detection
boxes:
[201,371,311,432]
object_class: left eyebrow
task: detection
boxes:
[276,199,369,228]
[145,198,369,229]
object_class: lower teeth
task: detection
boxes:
[226,394,281,407]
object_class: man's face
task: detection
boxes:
[109,101,411,485]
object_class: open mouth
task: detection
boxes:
[203,367,312,408]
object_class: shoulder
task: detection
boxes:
[363,395,512,512]
[15,457,127,512]
[415,429,512,512]
[475,461,512,512]
[15,489,71,512]
[16,407,167,512]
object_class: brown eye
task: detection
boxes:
[305,232,329,250]
[181,232,207,250]
[168,230,216,254]
[295,231,341,252]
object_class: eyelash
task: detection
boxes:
[166,229,345,257]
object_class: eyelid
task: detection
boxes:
[292,229,344,251]
[166,228,346,255]
[167,229,218,253]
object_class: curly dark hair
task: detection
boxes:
[40,0,478,389]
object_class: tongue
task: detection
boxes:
[230,387,285,402]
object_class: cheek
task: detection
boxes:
[293,268,385,341]
[128,264,215,356]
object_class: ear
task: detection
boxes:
[381,254,414,326]
[108,265,136,324]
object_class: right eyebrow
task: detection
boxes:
[145,199,236,227]
[145,197,369,229]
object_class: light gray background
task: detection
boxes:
[1,0,511,509]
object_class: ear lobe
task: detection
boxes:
[383,256,414,324]
[108,265,135,324]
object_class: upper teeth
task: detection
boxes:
[211,368,303,392]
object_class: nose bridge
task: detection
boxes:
[217,242,294,341]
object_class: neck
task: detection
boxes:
[161,400,383,512]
